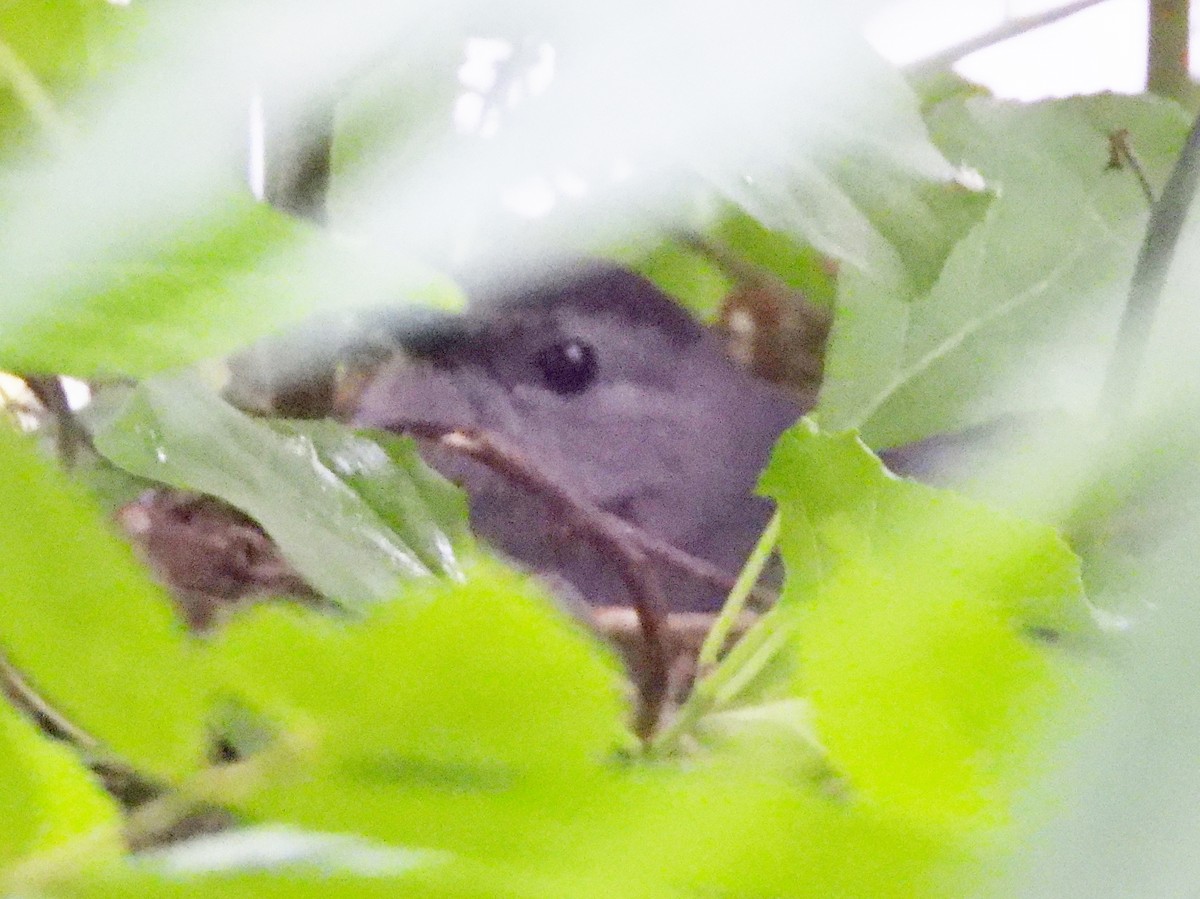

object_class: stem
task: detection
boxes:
[1148,0,1191,101]
[405,423,672,739]
[1100,105,1200,422]
[0,657,96,749]
[651,611,796,755]
[1108,129,1157,206]
[904,0,1108,80]
[24,375,92,468]
[696,510,780,669]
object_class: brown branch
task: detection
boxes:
[670,231,784,291]
[398,422,671,738]
[1107,129,1156,205]
[1148,0,1191,101]
[23,375,91,467]
[904,0,1109,80]
[259,88,334,225]
[616,519,777,612]
[1,657,97,748]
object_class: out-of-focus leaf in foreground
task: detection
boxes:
[0,699,121,880]
[0,425,209,779]
[202,560,975,898]
[206,561,625,847]
[818,94,1192,448]
[92,373,470,605]
[610,204,841,322]
[759,421,1097,834]
[0,190,463,379]
[702,34,987,302]
[0,0,130,151]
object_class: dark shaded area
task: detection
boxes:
[117,490,323,629]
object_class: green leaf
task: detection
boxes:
[0,424,209,779]
[713,208,840,308]
[279,422,473,578]
[817,94,1192,448]
[0,700,121,876]
[92,373,469,605]
[704,39,983,301]
[200,557,989,897]
[608,205,839,322]
[210,559,624,773]
[329,35,462,227]
[760,421,1097,833]
[0,191,463,379]
[609,236,733,321]
[202,570,982,897]
[205,560,627,845]
[45,828,511,899]
[0,0,130,151]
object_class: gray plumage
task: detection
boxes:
[354,264,805,612]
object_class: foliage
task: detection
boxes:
[0,2,1191,897]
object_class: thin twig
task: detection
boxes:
[670,231,783,290]
[651,610,797,756]
[614,518,777,611]
[0,657,97,749]
[697,510,780,670]
[1107,129,1157,206]
[399,421,671,738]
[23,375,92,467]
[1100,105,1200,423]
[904,0,1108,80]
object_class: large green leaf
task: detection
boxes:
[92,373,470,605]
[0,700,121,877]
[0,425,209,779]
[198,559,981,897]
[205,561,626,845]
[0,190,462,378]
[702,36,987,303]
[759,421,1097,835]
[210,559,624,772]
[280,421,473,576]
[0,0,130,151]
[818,94,1192,448]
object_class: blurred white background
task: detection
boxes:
[869,0,1189,98]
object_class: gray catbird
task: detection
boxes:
[353,263,807,612]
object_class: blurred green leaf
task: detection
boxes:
[0,0,130,151]
[0,424,209,779]
[713,209,840,307]
[704,40,982,302]
[92,373,470,605]
[201,560,982,897]
[210,559,624,775]
[610,205,840,322]
[54,865,514,899]
[206,561,628,849]
[0,700,121,877]
[45,826,516,899]
[818,94,1191,448]
[760,421,1097,834]
[611,237,733,321]
[330,36,462,226]
[0,191,463,379]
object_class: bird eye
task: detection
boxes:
[535,339,597,395]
